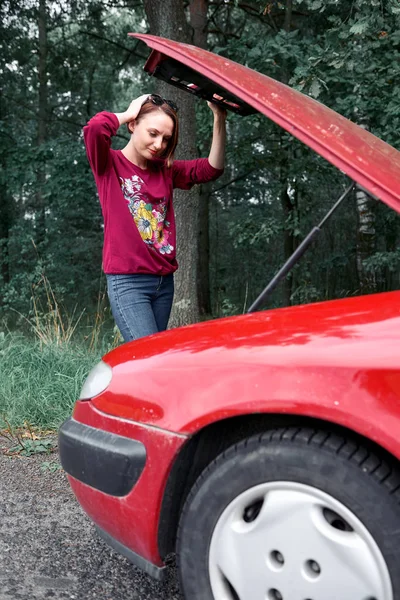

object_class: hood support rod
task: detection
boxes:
[247,182,355,313]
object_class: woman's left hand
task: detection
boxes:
[207,101,227,120]
[207,101,227,170]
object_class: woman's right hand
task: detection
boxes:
[125,95,151,121]
[115,94,150,126]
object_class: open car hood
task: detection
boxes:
[131,33,400,213]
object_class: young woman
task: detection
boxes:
[84,93,226,342]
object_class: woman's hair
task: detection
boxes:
[127,99,179,168]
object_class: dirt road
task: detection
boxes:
[0,441,181,600]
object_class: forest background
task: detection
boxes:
[1,0,400,430]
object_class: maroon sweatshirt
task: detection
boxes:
[83,111,223,275]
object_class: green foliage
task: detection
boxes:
[230,214,281,247]
[8,438,56,457]
[207,0,400,312]
[41,461,63,473]
[0,273,121,428]
[1,0,399,331]
[220,298,241,317]
[0,332,97,428]
[363,251,400,273]
[0,0,147,322]
[290,282,321,305]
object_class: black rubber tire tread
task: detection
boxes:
[176,426,400,600]
[184,428,400,498]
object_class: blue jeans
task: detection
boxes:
[106,273,174,342]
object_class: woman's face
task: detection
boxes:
[131,110,174,162]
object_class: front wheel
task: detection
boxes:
[176,428,400,600]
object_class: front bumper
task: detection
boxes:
[59,418,146,496]
[58,401,187,577]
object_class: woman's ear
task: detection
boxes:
[127,120,135,134]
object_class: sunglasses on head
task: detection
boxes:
[149,94,178,113]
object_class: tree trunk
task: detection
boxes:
[0,90,12,289]
[0,183,12,288]
[0,189,12,286]
[35,0,48,247]
[283,0,293,31]
[143,0,201,327]
[190,0,212,315]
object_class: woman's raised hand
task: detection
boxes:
[207,100,227,170]
[125,95,151,121]
[207,101,227,120]
[115,94,150,126]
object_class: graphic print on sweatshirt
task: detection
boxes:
[119,175,174,255]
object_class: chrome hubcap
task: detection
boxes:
[208,482,392,600]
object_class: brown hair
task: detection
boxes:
[127,100,179,168]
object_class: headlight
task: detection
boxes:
[79,360,113,400]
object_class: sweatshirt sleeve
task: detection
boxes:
[172,158,224,190]
[83,112,120,176]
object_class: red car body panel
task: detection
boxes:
[68,400,186,566]
[131,33,400,212]
[68,291,400,568]
[91,291,400,460]
[69,292,400,566]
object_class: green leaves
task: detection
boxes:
[2,0,400,320]
[41,461,63,473]
[309,78,322,99]
[363,251,400,273]
[308,0,324,11]
[349,19,370,36]
[8,438,56,457]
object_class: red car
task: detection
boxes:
[59,35,400,600]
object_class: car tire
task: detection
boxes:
[176,427,400,600]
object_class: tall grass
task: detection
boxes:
[0,274,122,430]
[0,333,96,429]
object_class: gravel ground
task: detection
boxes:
[0,436,181,600]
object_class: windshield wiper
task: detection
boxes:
[247,182,355,313]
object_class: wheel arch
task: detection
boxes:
[157,412,400,559]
